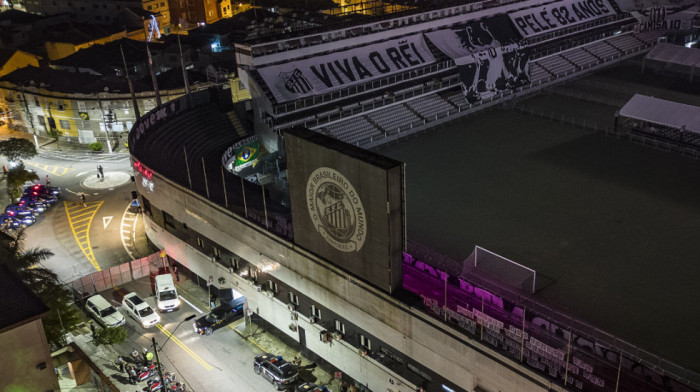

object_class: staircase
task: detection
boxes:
[227,111,248,138]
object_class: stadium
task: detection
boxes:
[128,0,700,391]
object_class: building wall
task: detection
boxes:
[136,168,566,392]
[0,319,57,392]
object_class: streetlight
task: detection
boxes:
[153,314,195,389]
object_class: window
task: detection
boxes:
[267,280,278,293]
[311,304,321,319]
[407,362,432,382]
[360,334,371,350]
[147,5,152,9]
[196,237,204,248]
[334,319,345,334]
[56,101,65,111]
[208,10,213,16]
[59,119,70,129]
[81,120,89,128]
[249,267,258,282]
[288,292,299,305]
[213,247,221,259]
[77,101,86,111]
[163,211,176,229]
[126,121,133,130]
[231,257,239,270]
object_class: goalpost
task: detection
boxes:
[466,246,537,294]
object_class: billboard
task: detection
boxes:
[257,34,436,103]
[426,16,530,104]
[285,128,405,294]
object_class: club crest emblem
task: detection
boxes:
[281,69,312,94]
[306,167,366,253]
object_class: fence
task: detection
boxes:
[67,251,166,304]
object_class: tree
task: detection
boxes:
[0,230,82,348]
[93,326,128,346]
[6,162,38,200]
[0,137,37,163]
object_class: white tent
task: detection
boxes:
[619,94,700,134]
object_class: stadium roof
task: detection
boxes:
[620,94,700,134]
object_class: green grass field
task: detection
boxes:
[379,95,700,373]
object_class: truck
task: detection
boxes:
[154,274,180,312]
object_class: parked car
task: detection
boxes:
[85,294,125,328]
[193,302,244,335]
[24,184,60,198]
[0,213,34,230]
[296,383,330,392]
[21,191,57,206]
[122,292,160,328]
[5,203,39,217]
[253,353,299,390]
[17,197,47,214]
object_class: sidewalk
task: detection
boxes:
[0,125,128,155]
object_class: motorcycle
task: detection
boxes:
[137,363,158,382]
[146,377,163,391]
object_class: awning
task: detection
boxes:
[619,94,700,134]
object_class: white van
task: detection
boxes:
[155,274,180,312]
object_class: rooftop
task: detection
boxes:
[0,262,49,333]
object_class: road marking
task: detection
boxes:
[25,161,75,176]
[156,324,212,371]
[103,216,113,229]
[120,204,137,260]
[65,201,103,271]
[65,188,80,195]
[179,295,204,314]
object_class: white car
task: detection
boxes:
[85,294,125,328]
[122,292,161,328]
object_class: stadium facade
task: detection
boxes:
[129,0,700,391]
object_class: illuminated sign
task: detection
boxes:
[133,160,153,180]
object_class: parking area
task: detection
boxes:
[66,272,345,392]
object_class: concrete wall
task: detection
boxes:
[0,319,57,392]
[138,170,566,392]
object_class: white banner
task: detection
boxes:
[631,5,698,31]
[257,34,435,103]
[508,0,617,38]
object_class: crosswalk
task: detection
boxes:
[64,200,103,271]
[24,161,75,176]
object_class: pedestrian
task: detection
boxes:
[174,266,180,282]
[80,193,86,207]
[348,384,357,392]
[209,294,216,309]
[127,365,137,385]
[97,165,104,178]
[340,381,348,392]
[292,355,301,367]
[89,321,96,337]
[45,175,50,186]
[117,355,125,373]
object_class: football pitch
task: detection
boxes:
[378,99,700,373]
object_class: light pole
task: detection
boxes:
[154,314,195,387]
[96,88,113,153]
[18,82,39,150]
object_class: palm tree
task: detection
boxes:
[0,230,82,348]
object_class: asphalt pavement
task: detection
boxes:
[67,273,344,392]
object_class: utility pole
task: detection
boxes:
[18,83,39,149]
[119,43,141,119]
[151,337,165,387]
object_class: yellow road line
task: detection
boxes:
[156,324,212,371]
[64,201,103,271]
[25,161,75,176]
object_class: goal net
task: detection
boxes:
[463,246,536,294]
